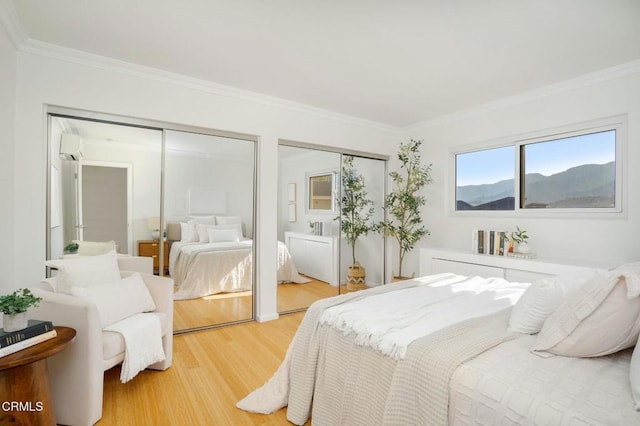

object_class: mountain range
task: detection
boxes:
[457,162,615,210]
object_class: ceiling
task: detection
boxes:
[9,0,640,127]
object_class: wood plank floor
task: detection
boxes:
[174,277,338,331]
[101,312,307,425]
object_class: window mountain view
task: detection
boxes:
[456,161,615,210]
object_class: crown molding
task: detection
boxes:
[18,38,399,134]
[405,59,640,133]
[0,0,27,48]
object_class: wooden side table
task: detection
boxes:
[138,240,169,275]
[0,326,76,425]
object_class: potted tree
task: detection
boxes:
[339,155,375,291]
[1,288,42,332]
[378,139,433,280]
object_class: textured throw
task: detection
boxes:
[104,313,165,383]
[237,279,423,416]
[238,276,519,425]
[382,309,517,425]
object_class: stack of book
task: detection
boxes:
[472,229,510,256]
[0,319,56,358]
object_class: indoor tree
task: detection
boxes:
[339,155,375,277]
[378,139,433,279]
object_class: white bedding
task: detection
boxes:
[239,273,640,425]
[172,239,307,300]
[450,335,640,425]
[319,273,527,359]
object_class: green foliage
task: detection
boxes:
[64,242,79,253]
[0,288,42,315]
[338,156,375,265]
[378,139,433,277]
[511,226,529,244]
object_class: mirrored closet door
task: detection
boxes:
[164,130,256,331]
[47,109,257,334]
[277,142,388,314]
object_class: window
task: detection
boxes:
[456,146,515,211]
[306,170,338,213]
[521,130,616,209]
[454,116,623,213]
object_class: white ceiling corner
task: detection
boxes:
[5,1,640,129]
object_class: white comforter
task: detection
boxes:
[319,273,527,359]
[239,273,640,425]
[172,240,307,300]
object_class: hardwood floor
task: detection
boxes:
[101,312,307,425]
[277,276,339,312]
[173,277,338,331]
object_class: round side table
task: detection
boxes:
[0,326,76,425]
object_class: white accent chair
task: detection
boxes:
[29,257,173,426]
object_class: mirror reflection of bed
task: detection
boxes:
[47,112,264,334]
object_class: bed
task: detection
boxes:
[238,260,640,425]
[167,219,308,300]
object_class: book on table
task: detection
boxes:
[0,329,58,358]
[0,319,54,348]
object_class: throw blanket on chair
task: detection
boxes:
[104,313,165,383]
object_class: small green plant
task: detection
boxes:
[64,242,79,254]
[0,288,42,315]
[511,226,529,244]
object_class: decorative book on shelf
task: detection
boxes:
[472,229,509,256]
[0,329,57,358]
[0,319,54,348]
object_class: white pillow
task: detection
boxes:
[207,227,240,243]
[508,278,563,334]
[216,215,241,225]
[196,224,217,243]
[73,240,116,256]
[180,222,198,243]
[70,273,156,328]
[508,270,597,334]
[532,272,640,357]
[45,250,120,294]
[187,215,216,225]
[612,261,640,298]
[216,216,244,237]
[630,343,640,411]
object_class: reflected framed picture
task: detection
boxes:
[288,203,297,222]
[288,183,296,202]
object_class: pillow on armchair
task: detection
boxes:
[73,240,117,256]
[45,250,120,294]
[70,272,156,328]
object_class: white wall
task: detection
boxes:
[404,70,640,272]
[0,25,16,293]
[278,149,341,238]
[11,47,397,321]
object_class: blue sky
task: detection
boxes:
[456,130,616,186]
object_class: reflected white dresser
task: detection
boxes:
[285,232,339,286]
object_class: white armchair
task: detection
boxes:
[29,260,173,426]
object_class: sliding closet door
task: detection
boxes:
[48,115,162,262]
[164,130,256,331]
[277,145,342,313]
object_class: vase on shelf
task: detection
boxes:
[516,242,530,254]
